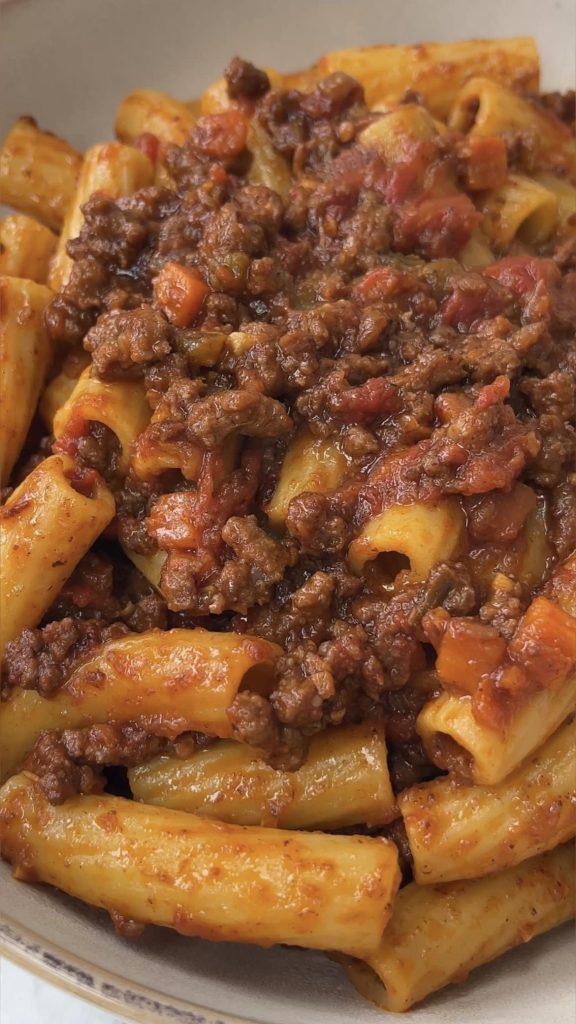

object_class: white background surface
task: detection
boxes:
[0,960,124,1023]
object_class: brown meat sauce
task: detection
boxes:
[4,59,576,813]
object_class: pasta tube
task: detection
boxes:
[115,89,196,146]
[0,772,400,956]
[130,723,396,829]
[534,172,576,225]
[199,77,237,115]
[450,77,576,173]
[0,629,281,781]
[39,367,83,431]
[459,229,495,270]
[49,143,154,292]
[247,122,291,200]
[516,495,554,590]
[318,38,539,118]
[198,68,282,117]
[0,118,82,230]
[400,718,576,883]
[122,548,167,590]
[130,433,202,481]
[344,843,575,1012]
[0,275,53,485]
[0,215,57,282]
[131,436,204,481]
[130,401,204,481]
[199,69,287,116]
[417,673,576,786]
[348,499,465,578]
[53,368,151,474]
[267,429,347,528]
[480,174,559,248]
[0,454,115,658]
[359,104,441,159]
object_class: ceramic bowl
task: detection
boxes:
[0,1,574,1020]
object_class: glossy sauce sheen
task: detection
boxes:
[3,56,576,787]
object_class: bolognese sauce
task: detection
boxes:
[3,56,575,802]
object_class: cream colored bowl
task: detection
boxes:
[0,0,574,1020]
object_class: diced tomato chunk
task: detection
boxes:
[133,132,159,166]
[353,266,416,303]
[191,111,248,159]
[484,256,560,298]
[393,194,481,259]
[330,377,399,421]
[438,273,510,331]
[458,136,508,191]
[466,482,537,543]
[475,375,510,410]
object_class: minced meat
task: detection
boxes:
[5,58,573,798]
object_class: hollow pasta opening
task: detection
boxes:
[363,550,412,588]
[345,959,392,1012]
[429,731,474,778]
[240,661,277,697]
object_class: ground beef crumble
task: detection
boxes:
[4,58,575,800]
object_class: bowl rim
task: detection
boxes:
[0,905,265,1024]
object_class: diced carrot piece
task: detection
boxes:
[153,262,209,327]
[436,618,506,694]
[508,596,576,689]
[495,664,531,695]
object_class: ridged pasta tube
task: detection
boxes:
[401,718,576,882]
[0,454,114,658]
[0,275,53,484]
[0,629,281,781]
[0,772,401,956]
[130,723,396,829]
[344,843,575,1011]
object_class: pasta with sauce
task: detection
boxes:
[0,34,575,1013]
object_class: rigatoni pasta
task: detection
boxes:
[480,173,560,248]
[115,89,198,147]
[0,771,401,956]
[344,843,575,1012]
[49,142,154,292]
[317,37,539,116]
[0,275,52,484]
[417,673,576,786]
[0,629,281,781]
[0,215,57,282]
[39,366,85,431]
[348,499,465,578]
[129,722,396,829]
[53,368,151,474]
[0,117,82,229]
[0,454,115,657]
[400,718,576,883]
[450,75,576,173]
[418,553,576,785]
[267,429,348,527]
[0,33,574,1016]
